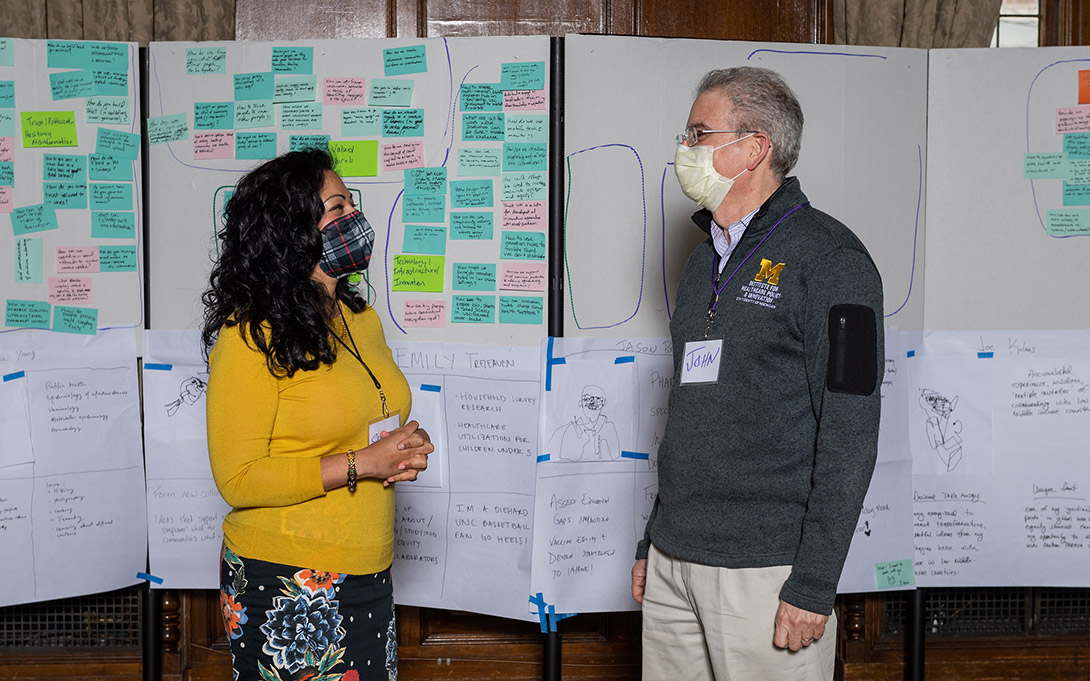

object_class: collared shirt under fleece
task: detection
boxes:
[636,176,884,616]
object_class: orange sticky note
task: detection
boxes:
[1079,70,1090,105]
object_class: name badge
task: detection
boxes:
[369,411,402,444]
[680,339,723,385]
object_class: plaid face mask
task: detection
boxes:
[318,211,374,278]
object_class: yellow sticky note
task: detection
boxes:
[21,111,79,148]
[329,140,378,177]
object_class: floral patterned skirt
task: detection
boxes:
[220,546,397,681]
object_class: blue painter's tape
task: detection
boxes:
[621,451,649,460]
[537,453,550,463]
[143,363,173,371]
[614,355,635,364]
[977,352,994,359]
[547,604,557,632]
[544,336,567,392]
[906,350,915,358]
[529,592,548,633]
[3,371,26,382]
[137,572,164,584]
[420,384,441,392]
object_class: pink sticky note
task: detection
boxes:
[501,200,546,230]
[56,246,101,273]
[0,185,11,214]
[0,137,14,162]
[193,131,234,160]
[403,300,447,327]
[1057,105,1090,134]
[504,89,547,111]
[324,78,368,106]
[48,276,93,304]
[500,262,547,291]
[382,141,425,172]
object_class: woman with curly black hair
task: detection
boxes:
[203,148,431,681]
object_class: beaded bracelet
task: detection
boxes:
[346,449,357,493]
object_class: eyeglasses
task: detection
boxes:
[675,127,757,146]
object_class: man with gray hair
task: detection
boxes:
[631,67,883,680]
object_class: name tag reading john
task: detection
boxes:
[680,339,723,385]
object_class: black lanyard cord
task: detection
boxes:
[332,303,390,418]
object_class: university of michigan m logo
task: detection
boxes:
[754,259,786,286]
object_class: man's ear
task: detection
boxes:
[746,132,772,171]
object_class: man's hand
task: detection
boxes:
[631,559,647,603]
[773,600,828,651]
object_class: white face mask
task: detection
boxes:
[674,133,753,211]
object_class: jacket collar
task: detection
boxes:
[691,176,806,237]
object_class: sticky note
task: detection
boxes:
[503,142,547,171]
[92,70,128,96]
[504,89,547,111]
[324,78,367,106]
[0,39,12,67]
[500,230,546,259]
[273,75,317,103]
[501,171,547,201]
[186,46,227,75]
[0,111,15,137]
[15,238,44,283]
[404,167,447,195]
[505,114,548,142]
[47,40,88,69]
[11,204,59,236]
[0,81,14,108]
[341,108,382,137]
[89,153,133,181]
[56,246,99,274]
[329,140,378,177]
[271,46,313,75]
[461,84,504,112]
[381,141,424,172]
[86,96,129,125]
[193,131,234,159]
[462,113,505,141]
[234,100,274,129]
[369,79,414,107]
[279,102,322,130]
[1070,158,1090,184]
[289,134,329,152]
[49,276,93,304]
[1081,70,1090,105]
[450,179,494,208]
[1024,152,1069,179]
[1063,180,1090,206]
[52,305,98,335]
[502,200,546,230]
[402,194,445,223]
[500,262,547,291]
[234,72,274,101]
[96,127,140,160]
[450,212,494,240]
[21,111,78,147]
[43,182,88,209]
[0,161,11,186]
[452,262,496,291]
[498,295,543,324]
[0,136,13,162]
[194,102,234,130]
[87,43,128,72]
[43,154,87,182]
[500,61,545,91]
[0,185,10,213]
[50,70,97,100]
[451,295,495,323]
[458,147,502,177]
[1046,209,1090,236]
[875,559,915,589]
[89,183,133,211]
[91,211,136,238]
[383,45,427,76]
[235,132,277,160]
[403,300,446,327]
[6,299,51,329]
[392,254,444,291]
[403,224,446,255]
[1057,105,1090,134]
[381,108,424,137]
[148,112,189,144]
[99,245,138,272]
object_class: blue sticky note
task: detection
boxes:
[279,102,322,130]
[6,299,51,329]
[194,102,235,130]
[14,237,43,283]
[450,179,494,209]
[186,46,227,75]
[288,134,330,152]
[505,114,548,142]
[1023,152,1068,179]
[96,127,140,160]
[460,83,503,112]
[462,113,505,141]
[383,45,427,76]
[0,110,14,137]
[369,79,414,107]
[458,147,502,177]
[1063,180,1090,206]
[43,182,88,209]
[11,204,59,236]
[875,559,915,589]
[0,81,14,108]
[501,171,547,201]
[47,40,89,69]
[402,194,446,223]
[271,46,313,75]
[99,245,138,271]
[87,43,128,72]
[0,39,12,67]
[89,183,133,211]
[91,211,136,238]
[234,100,274,129]
[234,72,274,101]
[450,295,495,323]
[381,108,424,137]
[452,262,497,291]
[0,161,12,185]
[503,143,547,171]
[499,295,543,324]
[92,70,128,96]
[50,70,97,100]
[450,212,494,240]
[341,108,382,137]
[52,305,98,335]
[85,96,129,125]
[273,75,317,103]
[1046,209,1090,236]
[1063,133,1090,160]
[89,153,133,181]
[500,230,546,260]
[236,132,277,160]
[404,167,447,195]
[500,61,545,91]
[147,112,189,144]
[402,224,447,255]
[43,154,88,182]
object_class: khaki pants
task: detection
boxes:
[641,544,836,681]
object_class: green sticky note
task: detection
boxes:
[47,40,89,69]
[235,72,274,101]
[194,102,235,130]
[1063,180,1090,206]
[92,70,128,96]
[449,212,494,240]
[329,140,378,177]
[89,153,133,181]
[11,204,59,236]
[402,194,446,222]
[500,230,546,260]
[86,96,129,125]
[462,113,505,142]
[0,39,13,67]
[234,100,274,129]
[96,127,140,160]
[1024,152,1069,179]
[91,211,136,238]
[0,161,11,186]
[43,154,87,182]
[289,134,330,152]
[271,46,313,75]
[279,102,323,130]
[148,112,189,144]
[1046,209,1090,236]
[186,46,227,75]
[500,61,545,91]
[392,254,444,291]
[402,224,446,255]
[6,299,51,329]
[451,295,495,323]
[501,171,547,201]
[370,78,414,107]
[50,70,97,100]
[235,132,277,160]
[89,182,133,210]
[503,142,547,171]
[458,147,502,177]
[875,559,915,589]
[21,111,78,147]
[1063,133,1090,160]
[273,75,317,103]
[0,110,15,137]
[450,179,494,209]
[452,262,496,291]
[99,245,137,271]
[87,42,128,72]
[43,182,88,209]
[341,108,381,137]
[14,238,43,283]
[498,295,543,324]
[404,167,447,195]
[383,45,427,76]
[52,305,98,335]
[381,108,424,137]
[0,81,14,108]
[460,83,503,112]
[505,114,548,142]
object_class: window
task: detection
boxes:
[991,0,1040,47]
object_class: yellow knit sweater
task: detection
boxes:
[207,306,411,575]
